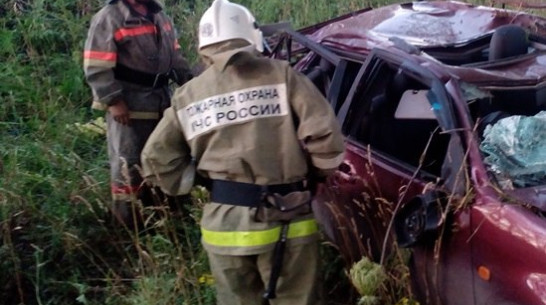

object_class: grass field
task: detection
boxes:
[1,0,544,304]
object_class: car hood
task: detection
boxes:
[504,186,546,211]
[305,1,546,51]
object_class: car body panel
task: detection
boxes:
[470,202,546,304]
[268,1,546,304]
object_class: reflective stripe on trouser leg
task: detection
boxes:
[207,241,324,305]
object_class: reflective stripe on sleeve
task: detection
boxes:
[84,50,117,61]
[83,51,117,68]
[201,219,318,247]
[84,58,116,68]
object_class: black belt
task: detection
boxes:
[209,179,306,207]
[114,64,171,88]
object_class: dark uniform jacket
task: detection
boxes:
[83,0,191,114]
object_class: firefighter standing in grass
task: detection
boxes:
[83,0,192,226]
[141,0,345,304]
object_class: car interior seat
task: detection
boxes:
[477,110,510,138]
[305,58,334,95]
[488,25,530,61]
[369,71,449,175]
[471,25,530,132]
[368,71,410,154]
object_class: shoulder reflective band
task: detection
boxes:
[201,219,318,247]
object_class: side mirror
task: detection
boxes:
[394,191,448,248]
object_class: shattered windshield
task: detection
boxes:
[480,111,546,188]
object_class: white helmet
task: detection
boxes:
[198,0,264,52]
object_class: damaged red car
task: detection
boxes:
[266,1,546,304]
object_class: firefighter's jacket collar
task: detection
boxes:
[199,41,259,72]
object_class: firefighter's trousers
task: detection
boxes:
[106,114,160,225]
[207,240,324,305]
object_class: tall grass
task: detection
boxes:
[1,0,543,304]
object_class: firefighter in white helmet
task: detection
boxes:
[141,0,345,304]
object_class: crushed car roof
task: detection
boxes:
[293,1,546,85]
[304,1,546,49]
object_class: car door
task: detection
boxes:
[313,49,476,305]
